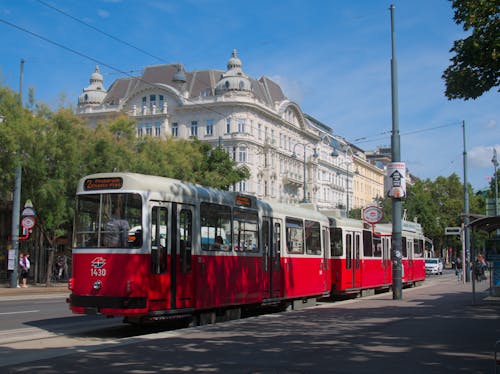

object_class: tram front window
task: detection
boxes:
[74,193,143,248]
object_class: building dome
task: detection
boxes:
[78,66,107,106]
[215,49,252,95]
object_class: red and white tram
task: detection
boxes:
[68,173,330,323]
[327,216,426,297]
[68,172,426,323]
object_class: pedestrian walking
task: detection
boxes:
[19,252,30,288]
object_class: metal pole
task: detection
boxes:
[390,4,402,300]
[303,148,308,203]
[493,148,499,216]
[10,164,21,288]
[19,59,24,106]
[346,163,350,217]
[463,121,470,283]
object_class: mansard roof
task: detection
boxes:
[97,59,287,108]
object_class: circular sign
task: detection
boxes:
[21,216,36,229]
[362,206,383,224]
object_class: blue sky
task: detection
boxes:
[1,0,498,191]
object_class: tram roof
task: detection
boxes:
[78,172,248,206]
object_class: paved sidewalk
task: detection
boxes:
[1,274,498,373]
[0,282,69,295]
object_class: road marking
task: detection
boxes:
[0,310,39,315]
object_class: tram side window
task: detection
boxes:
[330,228,343,257]
[373,236,382,257]
[151,207,168,274]
[74,193,142,249]
[200,202,232,251]
[363,230,373,257]
[286,218,304,254]
[402,236,408,258]
[305,220,321,255]
[273,221,281,271]
[414,239,424,258]
[346,233,352,269]
[233,209,259,252]
[179,209,192,273]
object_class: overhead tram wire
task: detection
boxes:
[35,0,219,99]
[352,121,462,146]
[0,18,229,121]
[35,0,166,63]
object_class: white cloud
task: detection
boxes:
[97,9,110,18]
[486,119,497,129]
[469,145,500,168]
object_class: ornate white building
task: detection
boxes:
[76,50,381,214]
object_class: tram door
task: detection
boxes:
[263,217,282,299]
[382,236,391,284]
[345,231,362,289]
[150,203,194,310]
[173,204,195,309]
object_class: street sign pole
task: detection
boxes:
[389,4,403,300]
[9,164,21,288]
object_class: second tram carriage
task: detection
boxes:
[68,172,426,323]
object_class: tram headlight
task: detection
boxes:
[93,280,102,290]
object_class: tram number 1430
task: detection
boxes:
[91,268,107,276]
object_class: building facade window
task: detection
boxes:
[237,118,246,133]
[238,147,247,163]
[226,118,231,134]
[206,119,214,136]
[191,121,198,137]
[238,181,246,192]
[171,122,178,137]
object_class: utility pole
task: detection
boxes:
[493,148,499,216]
[463,121,470,282]
[10,58,24,288]
[19,58,24,106]
[390,4,403,300]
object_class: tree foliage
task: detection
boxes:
[376,173,484,256]
[443,0,500,100]
[0,85,249,253]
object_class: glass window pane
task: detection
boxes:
[200,203,231,251]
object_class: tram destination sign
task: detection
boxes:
[84,177,123,191]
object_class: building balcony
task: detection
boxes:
[130,104,168,117]
[282,172,302,186]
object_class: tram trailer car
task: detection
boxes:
[68,173,330,324]
[326,216,426,297]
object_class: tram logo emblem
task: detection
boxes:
[91,257,106,269]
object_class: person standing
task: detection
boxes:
[455,257,463,281]
[19,253,30,288]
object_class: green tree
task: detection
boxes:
[0,84,250,283]
[443,0,500,100]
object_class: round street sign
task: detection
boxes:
[21,216,36,229]
[362,206,384,224]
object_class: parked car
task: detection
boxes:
[425,258,444,275]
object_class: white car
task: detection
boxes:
[425,258,443,275]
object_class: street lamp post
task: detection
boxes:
[493,148,499,216]
[336,161,353,217]
[292,143,317,203]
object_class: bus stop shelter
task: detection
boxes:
[469,215,500,296]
